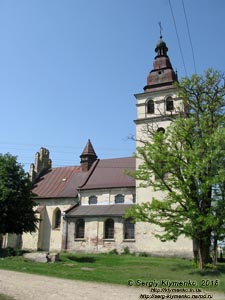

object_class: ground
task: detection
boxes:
[0,270,224,300]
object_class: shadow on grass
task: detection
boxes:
[67,256,96,263]
[189,263,225,277]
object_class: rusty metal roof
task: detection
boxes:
[79,157,135,190]
[66,204,133,217]
[32,157,135,199]
[33,166,87,199]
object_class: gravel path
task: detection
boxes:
[0,270,224,300]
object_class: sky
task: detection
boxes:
[0,0,225,171]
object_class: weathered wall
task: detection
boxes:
[80,187,135,205]
[66,217,136,253]
[22,198,78,251]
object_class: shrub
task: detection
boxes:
[122,246,130,255]
[138,252,149,257]
[108,249,118,255]
[0,247,29,258]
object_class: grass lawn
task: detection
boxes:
[0,294,15,300]
[0,253,225,293]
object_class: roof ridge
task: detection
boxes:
[78,159,100,189]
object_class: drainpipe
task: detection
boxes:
[62,213,68,250]
[96,218,99,252]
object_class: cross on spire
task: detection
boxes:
[158,22,163,38]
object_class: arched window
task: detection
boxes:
[104,219,114,239]
[147,99,154,114]
[89,195,97,205]
[124,218,135,239]
[53,208,61,229]
[115,194,124,204]
[166,96,174,111]
[75,219,85,239]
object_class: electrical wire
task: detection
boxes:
[168,0,188,76]
[182,0,197,74]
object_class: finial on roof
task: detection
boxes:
[158,21,163,39]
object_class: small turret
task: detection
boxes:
[80,139,97,172]
[29,147,52,182]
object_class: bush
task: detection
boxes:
[0,247,28,258]
[122,246,130,255]
[108,249,118,255]
[138,252,149,257]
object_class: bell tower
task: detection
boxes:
[135,35,181,135]
[133,35,192,257]
[135,35,182,204]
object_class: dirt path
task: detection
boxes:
[0,270,224,300]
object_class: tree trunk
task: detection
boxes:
[197,235,212,270]
[1,234,8,248]
[212,238,218,266]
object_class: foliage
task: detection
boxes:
[0,153,38,237]
[126,69,225,269]
[0,247,29,258]
[0,253,225,292]
[122,246,130,255]
[108,248,119,255]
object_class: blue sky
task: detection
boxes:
[0,0,224,171]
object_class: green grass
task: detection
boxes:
[0,294,15,300]
[0,253,225,293]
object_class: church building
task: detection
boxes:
[20,35,193,257]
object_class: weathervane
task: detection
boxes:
[158,22,163,38]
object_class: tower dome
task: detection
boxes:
[144,35,178,91]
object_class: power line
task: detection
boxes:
[168,0,188,76]
[182,0,197,74]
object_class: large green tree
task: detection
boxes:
[126,69,225,269]
[0,153,38,246]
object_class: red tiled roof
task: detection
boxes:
[79,157,135,190]
[33,166,87,199]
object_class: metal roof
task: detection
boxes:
[79,157,135,190]
[32,157,135,199]
[66,204,133,217]
[32,166,86,199]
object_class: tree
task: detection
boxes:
[126,69,225,269]
[0,153,38,247]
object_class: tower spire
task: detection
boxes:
[144,35,178,91]
[80,139,97,172]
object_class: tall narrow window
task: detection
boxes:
[147,99,154,114]
[115,194,124,204]
[89,195,97,205]
[124,218,135,239]
[104,219,114,239]
[75,219,85,239]
[53,208,61,229]
[166,97,174,111]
